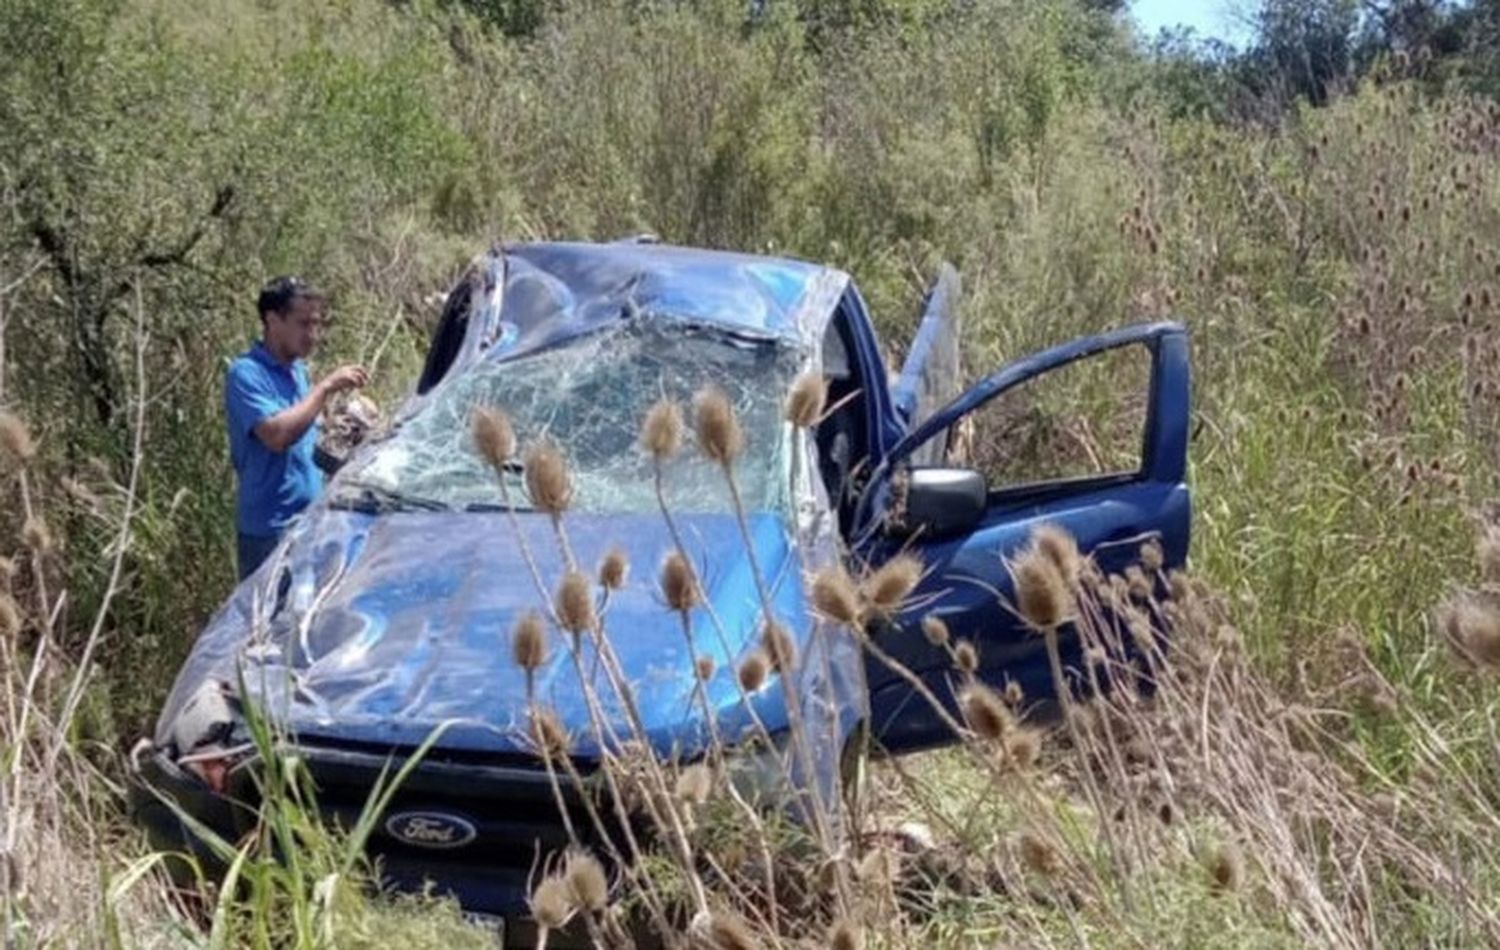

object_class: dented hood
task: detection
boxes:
[157,505,847,761]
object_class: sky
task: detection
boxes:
[1130,0,1257,48]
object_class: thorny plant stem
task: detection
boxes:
[651,464,779,753]
[652,460,785,932]
[550,516,710,919]
[671,605,785,937]
[856,631,969,745]
[503,452,707,925]
[526,672,580,845]
[489,466,677,938]
[718,459,838,871]
[550,512,577,574]
[1076,608,1155,916]
[678,610,723,754]
[1041,622,1131,909]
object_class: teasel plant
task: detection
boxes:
[637,397,780,758]
[519,423,717,926]
[1006,524,1142,903]
[473,406,681,937]
[640,399,795,935]
[691,383,843,881]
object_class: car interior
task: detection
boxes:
[813,303,870,538]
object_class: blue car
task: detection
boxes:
[131,239,1190,925]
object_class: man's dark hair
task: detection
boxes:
[257,275,326,321]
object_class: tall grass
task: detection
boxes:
[6,0,1500,944]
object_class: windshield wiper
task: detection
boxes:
[330,484,452,514]
[461,500,533,512]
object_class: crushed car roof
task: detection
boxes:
[494,241,850,354]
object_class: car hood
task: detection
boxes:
[158,506,859,761]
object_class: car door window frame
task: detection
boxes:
[854,321,1190,543]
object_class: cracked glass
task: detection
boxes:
[338,319,803,516]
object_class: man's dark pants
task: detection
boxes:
[236,532,281,581]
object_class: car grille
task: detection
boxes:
[293,738,630,915]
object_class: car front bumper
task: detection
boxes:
[127,738,613,946]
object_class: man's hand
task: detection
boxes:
[319,365,369,395]
[254,365,369,454]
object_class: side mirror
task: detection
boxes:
[888,467,986,539]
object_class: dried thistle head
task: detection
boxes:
[1124,565,1152,603]
[524,441,572,515]
[695,655,715,681]
[640,399,684,461]
[470,406,515,471]
[920,614,950,646]
[511,611,548,672]
[555,571,596,635]
[529,874,574,930]
[660,552,700,612]
[1140,538,1165,572]
[954,639,979,674]
[705,912,756,950]
[1204,842,1244,893]
[0,411,35,464]
[960,683,1011,741]
[564,849,609,912]
[529,706,572,758]
[761,620,796,671]
[598,548,628,591]
[692,387,744,466]
[1439,595,1500,671]
[1012,548,1072,631]
[1018,831,1062,877]
[862,554,923,613]
[22,517,52,555]
[0,594,19,639]
[784,372,828,428]
[675,763,714,804]
[738,649,770,692]
[1003,679,1024,706]
[1031,523,1081,585]
[828,919,864,950]
[1168,570,1192,603]
[1004,728,1041,769]
[811,566,861,626]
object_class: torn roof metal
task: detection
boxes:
[487,241,851,359]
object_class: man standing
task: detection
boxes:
[225,276,368,580]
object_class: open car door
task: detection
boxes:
[887,264,963,463]
[853,322,1191,754]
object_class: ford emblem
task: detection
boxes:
[384,811,478,849]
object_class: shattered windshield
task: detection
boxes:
[337,320,803,516]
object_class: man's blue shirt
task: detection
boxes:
[225,341,322,537]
